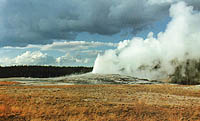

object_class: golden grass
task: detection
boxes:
[0,81,21,86]
[0,84,199,120]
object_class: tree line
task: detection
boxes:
[0,66,93,78]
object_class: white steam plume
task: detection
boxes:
[93,2,200,80]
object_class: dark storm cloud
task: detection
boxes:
[0,0,199,47]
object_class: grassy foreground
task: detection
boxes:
[0,82,200,121]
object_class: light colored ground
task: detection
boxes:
[0,73,162,85]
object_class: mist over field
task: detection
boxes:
[93,2,200,83]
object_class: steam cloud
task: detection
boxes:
[93,2,200,81]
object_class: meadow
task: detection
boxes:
[0,81,199,121]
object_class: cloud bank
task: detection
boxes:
[1,0,200,46]
[93,2,200,80]
[0,51,55,66]
[0,51,89,66]
[0,40,116,66]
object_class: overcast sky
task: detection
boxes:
[0,0,200,66]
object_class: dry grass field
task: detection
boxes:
[0,81,200,121]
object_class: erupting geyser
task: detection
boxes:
[93,2,200,83]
